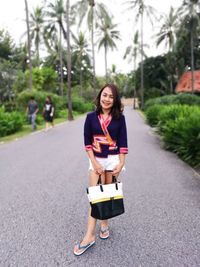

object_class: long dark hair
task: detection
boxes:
[46,95,52,104]
[95,84,123,119]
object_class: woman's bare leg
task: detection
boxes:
[100,171,113,236]
[74,171,105,253]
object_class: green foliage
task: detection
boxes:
[145,103,200,167]
[162,107,200,167]
[0,29,14,60]
[0,107,23,137]
[145,104,164,127]
[0,59,18,102]
[72,97,94,113]
[14,67,58,93]
[17,90,64,117]
[157,105,191,134]
[144,93,200,110]
[144,87,164,101]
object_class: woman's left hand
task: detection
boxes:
[112,163,124,177]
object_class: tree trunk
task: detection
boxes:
[80,65,83,97]
[59,26,64,96]
[190,29,195,94]
[24,0,32,90]
[140,8,144,109]
[105,45,108,83]
[66,0,73,120]
[90,6,96,96]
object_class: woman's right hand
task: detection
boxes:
[92,160,104,175]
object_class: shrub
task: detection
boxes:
[0,108,24,137]
[145,105,165,127]
[157,105,191,134]
[72,97,94,113]
[162,107,200,167]
[144,93,200,110]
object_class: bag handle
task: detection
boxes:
[97,174,117,185]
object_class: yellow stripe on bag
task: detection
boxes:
[91,195,123,204]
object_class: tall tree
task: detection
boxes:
[156,7,179,93]
[66,0,73,120]
[45,0,66,95]
[30,6,45,66]
[124,31,148,107]
[97,18,120,82]
[126,0,157,108]
[24,0,32,90]
[73,0,111,95]
[72,31,91,96]
[178,0,200,94]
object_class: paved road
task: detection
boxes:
[0,107,200,267]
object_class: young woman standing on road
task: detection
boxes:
[74,84,128,256]
[43,96,54,131]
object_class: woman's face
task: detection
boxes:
[100,87,114,111]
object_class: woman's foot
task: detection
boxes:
[74,240,95,256]
[73,236,95,256]
[100,227,109,239]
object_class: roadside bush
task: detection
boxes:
[72,97,94,113]
[157,105,191,134]
[162,107,200,167]
[144,93,200,110]
[145,105,165,127]
[0,108,23,137]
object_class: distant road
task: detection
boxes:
[0,107,200,266]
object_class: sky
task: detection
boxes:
[0,0,182,75]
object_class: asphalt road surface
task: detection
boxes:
[0,107,200,267]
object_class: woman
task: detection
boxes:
[43,96,54,131]
[74,84,128,256]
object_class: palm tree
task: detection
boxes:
[66,0,73,120]
[97,18,121,82]
[178,0,200,94]
[73,0,110,95]
[29,6,45,66]
[45,0,66,96]
[124,31,149,107]
[124,31,140,107]
[156,7,179,93]
[72,31,91,96]
[126,0,157,108]
[46,0,67,39]
[24,0,32,90]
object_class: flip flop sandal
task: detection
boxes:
[100,228,109,239]
[74,241,96,256]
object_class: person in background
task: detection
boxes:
[26,96,39,131]
[43,96,54,131]
[73,84,128,256]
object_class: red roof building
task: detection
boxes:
[175,70,200,93]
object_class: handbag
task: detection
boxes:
[87,175,125,220]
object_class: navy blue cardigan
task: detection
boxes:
[84,111,128,158]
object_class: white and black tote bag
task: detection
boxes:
[87,175,125,220]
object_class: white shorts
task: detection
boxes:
[89,155,125,171]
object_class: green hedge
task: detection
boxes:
[144,93,200,110]
[0,108,24,137]
[72,97,94,113]
[145,104,164,127]
[162,107,200,167]
[145,104,200,167]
